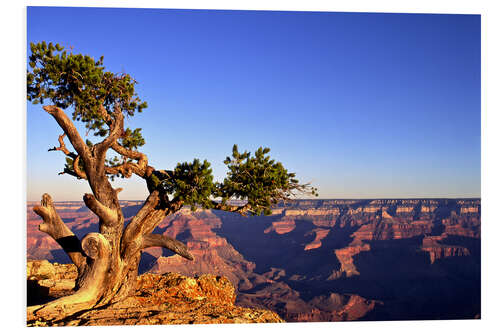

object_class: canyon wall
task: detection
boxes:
[27,198,480,322]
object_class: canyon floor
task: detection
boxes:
[27,198,481,323]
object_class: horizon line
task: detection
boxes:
[26,197,481,203]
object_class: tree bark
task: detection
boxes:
[33,193,86,272]
[28,106,195,323]
[29,191,192,323]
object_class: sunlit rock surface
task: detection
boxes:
[27,260,283,326]
[27,198,481,322]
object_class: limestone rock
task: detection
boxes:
[27,260,56,280]
[27,260,283,326]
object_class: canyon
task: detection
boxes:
[27,198,480,322]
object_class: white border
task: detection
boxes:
[3,1,499,332]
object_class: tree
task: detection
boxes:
[27,42,317,321]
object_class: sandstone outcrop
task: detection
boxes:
[421,235,471,264]
[329,243,371,279]
[441,213,480,238]
[263,220,296,234]
[27,260,79,306]
[27,260,283,326]
[235,279,379,322]
[147,210,257,291]
[349,220,433,242]
[27,198,481,322]
[304,228,330,250]
[301,293,380,321]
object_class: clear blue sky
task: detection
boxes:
[27,7,481,201]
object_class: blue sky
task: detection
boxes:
[26,7,481,201]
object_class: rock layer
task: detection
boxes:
[421,235,471,264]
[27,260,283,326]
[27,198,481,322]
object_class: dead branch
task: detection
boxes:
[211,201,253,216]
[43,105,92,166]
[141,234,193,260]
[95,105,124,161]
[111,142,148,176]
[32,193,86,271]
[72,155,87,179]
[48,133,77,158]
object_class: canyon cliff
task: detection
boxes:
[27,198,481,322]
[27,260,283,326]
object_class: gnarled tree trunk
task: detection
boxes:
[28,190,192,322]
[27,106,194,323]
[27,105,253,324]
[26,44,313,324]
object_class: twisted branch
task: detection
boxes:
[28,233,112,322]
[97,104,112,124]
[211,201,253,216]
[107,142,149,178]
[48,134,77,158]
[47,133,86,179]
[141,234,193,260]
[32,193,86,271]
[43,105,92,166]
[95,105,124,162]
[121,191,161,255]
[72,155,87,179]
[120,191,187,259]
[83,193,119,226]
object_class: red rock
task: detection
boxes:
[263,220,296,234]
[27,260,283,326]
[26,199,480,323]
[421,235,471,264]
[304,228,330,250]
[330,243,371,279]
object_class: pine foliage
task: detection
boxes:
[162,159,215,211]
[27,41,317,216]
[27,42,146,150]
[216,145,318,215]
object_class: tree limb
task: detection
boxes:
[111,142,149,177]
[58,168,79,178]
[105,161,140,179]
[120,191,186,259]
[29,233,112,322]
[73,155,87,179]
[101,141,150,180]
[46,135,86,179]
[211,201,253,216]
[32,193,86,271]
[95,105,124,162]
[120,191,162,255]
[97,104,112,124]
[43,105,92,166]
[48,134,77,158]
[120,208,166,259]
[141,234,193,260]
[83,193,118,225]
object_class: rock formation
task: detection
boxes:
[27,198,481,322]
[330,243,371,279]
[264,220,296,234]
[27,260,283,326]
[421,235,471,264]
[304,228,330,250]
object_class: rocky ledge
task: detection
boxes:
[27,260,283,326]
